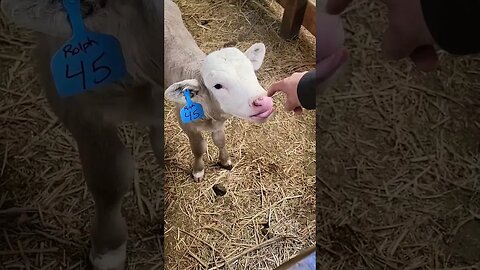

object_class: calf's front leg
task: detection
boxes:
[212,128,232,170]
[70,123,133,270]
[184,129,207,181]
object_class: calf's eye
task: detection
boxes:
[214,84,223,89]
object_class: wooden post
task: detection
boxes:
[279,0,308,40]
[274,246,316,270]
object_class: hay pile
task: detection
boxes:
[164,0,316,269]
[317,0,480,269]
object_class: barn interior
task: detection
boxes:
[1,0,478,269]
[164,0,316,269]
[0,0,316,269]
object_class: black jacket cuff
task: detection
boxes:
[297,69,316,110]
[421,0,480,55]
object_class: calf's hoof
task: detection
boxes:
[192,169,204,182]
[89,242,126,270]
[217,160,233,170]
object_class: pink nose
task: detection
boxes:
[252,96,273,109]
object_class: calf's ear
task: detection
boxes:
[164,79,204,105]
[244,43,266,71]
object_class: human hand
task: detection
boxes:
[267,71,308,115]
[326,0,438,71]
[317,7,349,81]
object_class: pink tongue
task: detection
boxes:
[254,96,273,108]
[256,108,272,118]
[252,96,274,118]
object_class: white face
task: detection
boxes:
[165,43,275,123]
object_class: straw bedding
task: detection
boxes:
[317,1,480,269]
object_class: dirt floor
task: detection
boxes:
[317,1,480,269]
[163,0,316,269]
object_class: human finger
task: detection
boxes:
[284,99,297,112]
[267,80,286,97]
[293,107,303,115]
[409,45,438,72]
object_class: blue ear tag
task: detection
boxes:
[50,0,127,97]
[180,89,205,123]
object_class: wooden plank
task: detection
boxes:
[278,0,308,39]
[274,246,316,270]
[276,0,316,37]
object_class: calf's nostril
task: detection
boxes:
[252,97,264,107]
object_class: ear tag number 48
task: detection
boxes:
[181,89,205,124]
[50,0,127,97]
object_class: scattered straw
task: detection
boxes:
[317,0,480,269]
[208,236,290,270]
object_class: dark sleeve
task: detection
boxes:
[421,0,480,55]
[297,69,316,110]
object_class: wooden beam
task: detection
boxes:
[274,246,316,270]
[279,0,307,39]
[276,0,316,37]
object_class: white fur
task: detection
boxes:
[165,43,268,121]
[193,169,204,180]
[89,242,126,270]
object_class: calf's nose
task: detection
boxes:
[252,96,273,108]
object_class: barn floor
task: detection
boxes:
[164,0,316,269]
[317,1,480,269]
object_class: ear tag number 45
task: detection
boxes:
[181,89,205,124]
[50,0,127,97]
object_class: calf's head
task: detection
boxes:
[165,43,274,123]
